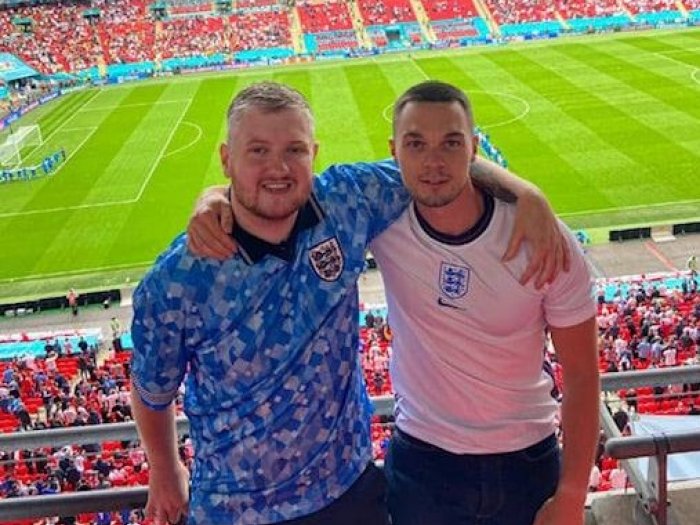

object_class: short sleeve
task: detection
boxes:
[544,222,597,328]
[319,160,411,241]
[130,275,189,410]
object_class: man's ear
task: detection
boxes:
[220,143,232,181]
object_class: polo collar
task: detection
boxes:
[231,191,325,264]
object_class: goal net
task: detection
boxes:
[0,125,43,167]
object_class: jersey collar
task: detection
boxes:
[232,193,324,264]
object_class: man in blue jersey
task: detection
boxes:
[133,82,566,525]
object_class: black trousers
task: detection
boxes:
[279,463,389,525]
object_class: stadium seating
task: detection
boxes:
[0,0,695,76]
[228,10,292,51]
[555,0,624,19]
[622,0,678,14]
[431,19,480,42]
[357,0,418,25]
[297,1,354,32]
[313,30,360,53]
[484,0,558,24]
[420,0,478,20]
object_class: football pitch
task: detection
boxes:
[1,28,699,301]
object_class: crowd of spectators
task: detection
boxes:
[157,17,230,59]
[420,0,477,21]
[555,0,623,20]
[357,0,417,25]
[431,19,479,43]
[297,0,354,32]
[228,11,292,51]
[0,0,696,76]
[314,30,359,52]
[0,274,698,522]
[485,0,558,24]
[622,0,679,14]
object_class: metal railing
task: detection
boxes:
[2,366,700,523]
[599,365,700,525]
[0,395,395,521]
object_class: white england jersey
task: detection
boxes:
[371,194,596,454]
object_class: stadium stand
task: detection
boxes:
[357,0,418,25]
[420,0,477,20]
[431,19,480,43]
[297,0,354,32]
[484,0,558,24]
[0,273,697,524]
[555,0,624,19]
[0,0,697,78]
[228,10,292,51]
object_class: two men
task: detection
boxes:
[132,81,595,525]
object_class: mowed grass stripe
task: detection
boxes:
[3,30,700,287]
[542,42,699,193]
[0,86,171,278]
[557,42,700,122]
[483,49,693,206]
[343,63,396,159]
[522,42,699,166]
[310,66,378,167]
[32,90,95,143]
[427,53,610,211]
[108,78,239,265]
[83,83,199,204]
[13,84,168,211]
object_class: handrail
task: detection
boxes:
[3,365,700,522]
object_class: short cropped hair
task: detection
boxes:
[393,81,473,130]
[226,81,314,130]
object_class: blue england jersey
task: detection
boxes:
[131,160,408,524]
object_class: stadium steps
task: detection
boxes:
[620,4,637,22]
[555,11,570,30]
[407,0,437,44]
[675,0,689,17]
[289,7,307,54]
[348,2,372,48]
[472,0,500,37]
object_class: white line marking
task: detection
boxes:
[62,127,101,132]
[163,121,203,159]
[409,56,431,80]
[17,127,98,181]
[652,51,700,86]
[78,99,192,112]
[475,91,531,129]
[559,198,700,218]
[0,97,194,219]
[134,96,194,201]
[0,260,154,284]
[19,90,101,162]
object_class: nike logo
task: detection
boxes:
[437,298,467,310]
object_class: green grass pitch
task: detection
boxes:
[0,28,698,300]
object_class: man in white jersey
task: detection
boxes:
[373,81,599,525]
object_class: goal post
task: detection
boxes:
[0,125,43,167]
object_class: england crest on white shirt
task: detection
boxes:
[439,262,470,299]
[309,237,344,282]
